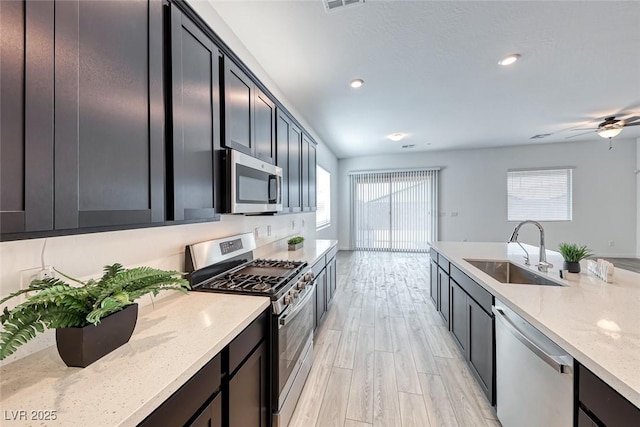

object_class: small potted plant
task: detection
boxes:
[558,242,593,273]
[0,263,189,367]
[288,236,304,251]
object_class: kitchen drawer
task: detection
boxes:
[450,265,493,314]
[438,256,450,275]
[578,363,640,427]
[311,258,325,278]
[429,247,438,263]
[326,245,338,263]
[228,310,267,375]
[139,354,221,427]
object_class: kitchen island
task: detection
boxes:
[432,241,640,415]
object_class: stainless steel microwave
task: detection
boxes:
[224,149,282,214]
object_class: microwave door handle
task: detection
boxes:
[268,175,280,204]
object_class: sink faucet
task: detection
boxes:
[508,220,553,272]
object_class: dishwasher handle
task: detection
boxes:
[492,306,573,374]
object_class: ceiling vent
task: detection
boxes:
[324,0,365,13]
[402,144,415,149]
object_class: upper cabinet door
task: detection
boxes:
[308,142,317,210]
[276,110,290,210]
[53,0,164,230]
[223,59,253,156]
[288,123,302,212]
[1,0,55,236]
[169,5,220,222]
[254,88,275,164]
[301,135,310,210]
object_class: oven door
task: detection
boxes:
[229,149,282,213]
[277,285,314,405]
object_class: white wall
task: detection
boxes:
[187,0,339,240]
[637,138,640,257]
[338,138,638,257]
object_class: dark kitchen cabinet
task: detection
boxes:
[254,87,276,164]
[315,268,327,330]
[429,258,438,307]
[139,354,222,427]
[288,123,303,212]
[450,280,467,352]
[438,268,450,328]
[301,134,317,212]
[577,362,640,427]
[468,298,493,401]
[327,255,337,304]
[168,5,221,222]
[53,0,165,230]
[1,0,54,235]
[228,340,269,427]
[223,59,253,156]
[190,393,222,427]
[223,59,276,165]
[276,109,303,213]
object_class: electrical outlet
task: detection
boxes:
[302,219,305,228]
[267,225,272,237]
[291,220,295,230]
[451,212,459,217]
[37,265,55,280]
[608,240,615,247]
[254,227,260,239]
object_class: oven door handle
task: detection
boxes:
[279,285,315,328]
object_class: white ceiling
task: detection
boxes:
[210,0,640,159]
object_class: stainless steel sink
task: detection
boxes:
[464,260,564,286]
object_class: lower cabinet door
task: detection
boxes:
[468,300,494,403]
[438,269,450,328]
[577,408,598,427]
[228,340,268,427]
[450,280,468,353]
[189,392,222,427]
[315,269,327,329]
[429,259,438,307]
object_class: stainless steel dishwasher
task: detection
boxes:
[493,299,574,427]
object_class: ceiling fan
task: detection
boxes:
[566,115,640,149]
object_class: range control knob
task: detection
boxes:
[284,295,293,305]
[291,290,299,299]
[303,272,314,282]
[297,281,306,290]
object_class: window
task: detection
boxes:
[316,165,331,229]
[507,168,573,221]
[350,169,439,252]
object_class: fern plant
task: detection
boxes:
[0,263,189,360]
[558,242,593,263]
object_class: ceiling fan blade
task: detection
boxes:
[570,127,598,131]
[565,130,596,139]
[622,116,640,124]
[623,122,640,127]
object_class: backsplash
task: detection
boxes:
[0,212,316,365]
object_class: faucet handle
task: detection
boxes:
[537,261,553,272]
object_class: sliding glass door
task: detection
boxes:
[350,170,438,252]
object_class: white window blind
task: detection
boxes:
[316,165,331,229]
[350,169,439,252]
[507,168,573,221]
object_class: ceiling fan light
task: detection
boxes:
[388,133,407,141]
[597,126,623,139]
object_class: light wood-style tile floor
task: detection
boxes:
[289,251,500,427]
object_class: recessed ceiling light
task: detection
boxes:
[350,78,364,88]
[498,54,521,66]
[388,133,407,141]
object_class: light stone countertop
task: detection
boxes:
[0,292,270,426]
[255,238,338,266]
[432,241,640,408]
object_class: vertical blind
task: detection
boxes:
[350,169,439,252]
[507,168,573,221]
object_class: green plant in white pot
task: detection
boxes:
[558,243,592,273]
[288,236,304,251]
[0,263,189,367]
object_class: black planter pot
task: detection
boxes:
[563,261,581,273]
[56,303,138,368]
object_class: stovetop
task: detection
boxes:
[193,259,307,298]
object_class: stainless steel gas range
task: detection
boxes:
[186,233,315,427]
